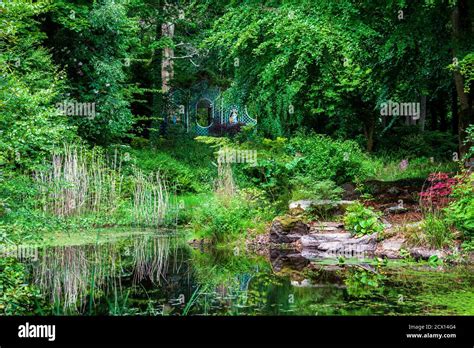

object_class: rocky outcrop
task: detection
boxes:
[385,206,408,214]
[375,236,450,260]
[301,232,377,259]
[267,213,457,261]
[409,247,447,260]
[375,237,405,259]
[269,216,309,243]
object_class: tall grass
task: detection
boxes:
[34,144,174,228]
[368,157,458,181]
[35,144,123,216]
[132,170,171,227]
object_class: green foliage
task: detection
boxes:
[50,0,138,144]
[368,157,458,181]
[458,52,474,93]
[421,213,454,249]
[0,1,75,172]
[191,197,252,243]
[286,133,371,185]
[445,173,474,240]
[291,179,343,201]
[465,125,474,159]
[129,146,213,194]
[191,191,272,244]
[343,202,383,236]
[0,258,45,315]
[376,128,457,160]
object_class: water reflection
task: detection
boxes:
[22,234,474,316]
[30,233,182,313]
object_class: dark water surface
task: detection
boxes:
[21,233,474,316]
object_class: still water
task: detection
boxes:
[21,232,474,316]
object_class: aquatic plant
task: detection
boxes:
[132,170,171,227]
[35,144,124,217]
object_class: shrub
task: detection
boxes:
[238,137,292,205]
[191,197,254,243]
[130,137,150,149]
[129,148,213,193]
[0,258,45,315]
[291,178,343,201]
[286,132,371,185]
[419,172,457,210]
[376,127,457,160]
[191,191,272,244]
[343,202,383,236]
[445,172,474,240]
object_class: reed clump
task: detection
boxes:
[132,170,171,227]
[35,144,123,217]
[35,144,173,228]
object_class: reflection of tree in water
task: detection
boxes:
[31,234,181,313]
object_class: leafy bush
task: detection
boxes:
[465,125,474,159]
[420,172,457,209]
[0,258,45,315]
[286,133,371,185]
[445,172,474,240]
[191,192,272,244]
[129,148,213,193]
[130,137,150,149]
[237,137,292,205]
[291,178,343,201]
[343,202,383,236]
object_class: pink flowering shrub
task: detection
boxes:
[419,172,457,209]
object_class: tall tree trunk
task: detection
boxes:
[161,22,174,95]
[161,22,175,124]
[419,95,426,132]
[363,116,375,152]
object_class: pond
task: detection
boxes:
[18,231,474,316]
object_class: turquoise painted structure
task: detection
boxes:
[168,81,257,135]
